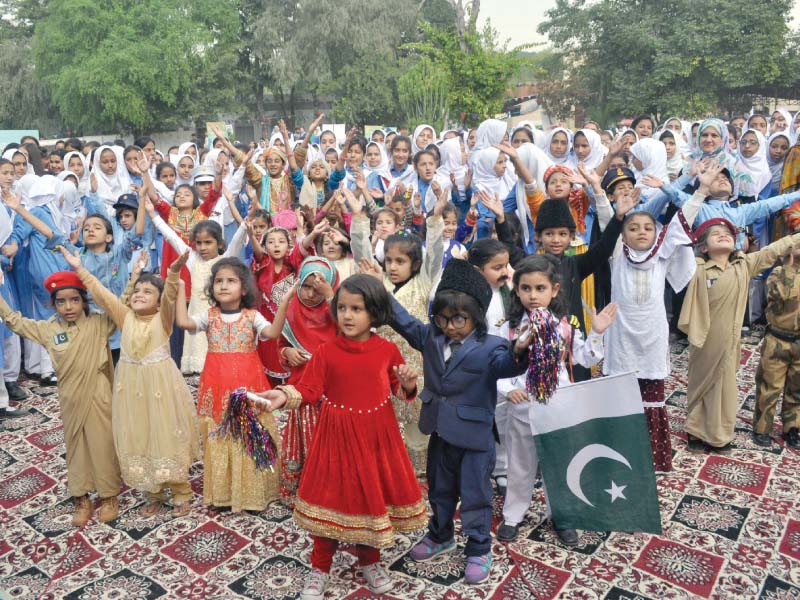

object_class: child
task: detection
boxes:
[314,225,355,279]
[0,270,122,525]
[601,195,698,472]
[175,257,292,512]
[277,256,339,506]
[753,242,800,449]
[351,186,447,475]
[147,197,247,374]
[62,249,200,517]
[248,218,327,383]
[497,255,617,545]
[680,217,800,452]
[534,193,635,380]
[384,258,530,584]
[264,274,427,598]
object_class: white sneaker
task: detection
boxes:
[362,563,393,593]
[300,568,330,600]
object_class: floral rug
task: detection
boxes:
[1,327,799,599]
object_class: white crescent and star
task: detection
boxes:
[565,444,632,507]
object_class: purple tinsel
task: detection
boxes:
[524,308,563,404]
[212,387,279,471]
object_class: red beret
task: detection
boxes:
[44,271,86,293]
[694,218,737,241]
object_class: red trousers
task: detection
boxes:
[310,535,380,573]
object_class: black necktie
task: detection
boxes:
[445,341,462,367]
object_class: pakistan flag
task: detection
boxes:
[531,372,662,535]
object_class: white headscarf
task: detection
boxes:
[662,117,690,156]
[92,145,131,209]
[14,173,38,207]
[63,151,90,195]
[544,127,574,166]
[171,153,195,186]
[790,113,800,144]
[630,138,669,183]
[658,130,684,178]
[28,175,75,236]
[766,131,791,191]
[735,130,771,197]
[2,149,33,178]
[365,141,392,183]
[572,129,604,170]
[514,143,554,247]
[771,109,793,134]
[411,124,436,155]
[473,119,508,153]
[471,147,506,198]
[437,137,467,202]
[178,142,199,159]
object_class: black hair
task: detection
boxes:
[425,143,441,166]
[727,124,739,142]
[330,273,393,327]
[503,211,523,248]
[747,113,768,127]
[0,158,11,169]
[324,148,339,161]
[251,208,271,225]
[2,142,19,154]
[573,130,588,144]
[631,115,656,132]
[265,227,291,245]
[345,135,367,155]
[468,238,509,268]
[65,137,84,152]
[175,183,200,208]
[50,287,91,315]
[315,226,350,258]
[49,148,66,159]
[155,161,176,180]
[508,254,564,327]
[658,130,675,143]
[204,257,258,309]
[511,127,534,144]
[383,231,423,278]
[23,143,44,175]
[623,210,656,227]
[123,145,141,161]
[320,130,337,143]
[390,135,412,155]
[84,213,114,251]
[371,130,385,141]
[20,135,39,147]
[413,149,436,168]
[441,203,460,221]
[609,151,630,167]
[134,274,165,302]
[133,136,154,150]
[431,290,487,338]
[115,205,137,224]
[192,220,225,254]
[167,145,179,156]
[374,207,400,227]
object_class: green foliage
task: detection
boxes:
[33,0,240,134]
[330,50,403,127]
[403,21,529,126]
[538,0,798,123]
[397,57,452,131]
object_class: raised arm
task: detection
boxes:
[144,197,191,256]
[61,247,130,328]
[258,282,295,339]
[0,294,48,346]
[172,251,196,331]
[159,263,183,333]
[746,232,800,276]
[4,191,54,240]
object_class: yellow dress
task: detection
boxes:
[80,268,200,494]
[350,214,445,473]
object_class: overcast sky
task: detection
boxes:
[479,1,800,48]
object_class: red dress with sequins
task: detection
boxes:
[289,333,427,548]
[251,243,308,382]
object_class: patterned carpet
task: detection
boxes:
[1,327,800,599]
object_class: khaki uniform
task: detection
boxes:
[754,263,800,434]
[679,235,799,447]
[0,295,121,498]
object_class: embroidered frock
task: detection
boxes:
[280,334,428,547]
[195,307,281,511]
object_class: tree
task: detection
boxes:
[330,50,403,126]
[537,0,799,123]
[397,57,451,131]
[33,0,240,134]
[403,21,529,126]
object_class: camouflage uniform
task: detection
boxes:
[754,263,800,434]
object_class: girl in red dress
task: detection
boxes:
[277,256,339,506]
[264,274,427,598]
[175,257,292,512]
[248,217,327,384]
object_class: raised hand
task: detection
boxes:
[309,113,325,132]
[58,246,82,269]
[696,159,725,191]
[309,272,334,300]
[480,190,504,217]
[131,252,149,278]
[170,249,191,273]
[493,141,518,161]
[136,153,150,176]
[90,172,98,193]
[641,174,664,189]
[614,188,640,219]
[354,170,367,191]
[393,364,418,392]
[3,191,20,212]
[577,163,601,190]
[590,302,618,334]
[143,197,156,216]
[342,188,363,215]
[358,257,383,280]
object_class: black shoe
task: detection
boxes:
[40,374,57,387]
[710,442,734,454]
[0,407,29,419]
[496,523,519,542]
[5,381,27,401]
[783,428,800,449]
[555,527,580,547]
[22,370,40,382]
[752,432,772,447]
[687,435,705,453]
[493,476,507,497]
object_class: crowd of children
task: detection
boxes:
[2,109,800,597]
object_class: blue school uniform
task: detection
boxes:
[389,297,528,556]
[10,206,70,320]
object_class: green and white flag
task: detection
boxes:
[531,372,662,535]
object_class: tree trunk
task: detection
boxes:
[448,0,480,52]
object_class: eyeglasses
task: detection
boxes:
[432,313,470,329]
